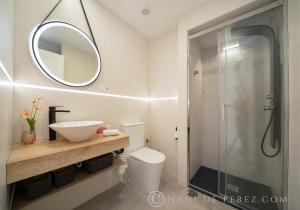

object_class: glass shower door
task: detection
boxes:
[218,7,283,210]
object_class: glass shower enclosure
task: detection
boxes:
[188,5,284,210]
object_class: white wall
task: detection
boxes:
[148,28,178,181]
[0,0,14,209]
[13,0,149,142]
[0,76,13,210]
[0,0,14,77]
[12,1,148,208]
[288,0,300,209]
[199,48,219,170]
[0,73,13,210]
[189,43,220,177]
[188,39,204,177]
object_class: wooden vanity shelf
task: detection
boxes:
[7,133,129,210]
[7,133,129,184]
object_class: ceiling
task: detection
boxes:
[96,0,208,39]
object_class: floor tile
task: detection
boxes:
[75,179,237,210]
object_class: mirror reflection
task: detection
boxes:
[32,22,101,87]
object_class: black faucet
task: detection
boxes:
[49,106,70,141]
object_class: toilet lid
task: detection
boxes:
[129,147,166,164]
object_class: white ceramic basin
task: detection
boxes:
[49,121,103,142]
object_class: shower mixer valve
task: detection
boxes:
[266,94,273,100]
[264,94,274,111]
[264,105,274,111]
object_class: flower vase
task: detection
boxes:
[21,124,36,145]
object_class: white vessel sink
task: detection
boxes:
[49,121,103,142]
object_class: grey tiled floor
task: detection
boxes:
[75,179,236,210]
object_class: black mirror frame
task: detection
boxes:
[29,21,102,87]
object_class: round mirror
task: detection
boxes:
[30,21,101,87]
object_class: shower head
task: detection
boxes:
[231,25,275,43]
[193,70,199,77]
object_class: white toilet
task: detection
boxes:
[120,122,165,194]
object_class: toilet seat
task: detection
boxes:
[129,147,165,165]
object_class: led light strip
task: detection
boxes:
[0,60,13,83]
[150,97,178,101]
[0,62,178,101]
[14,83,150,101]
[14,83,178,101]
